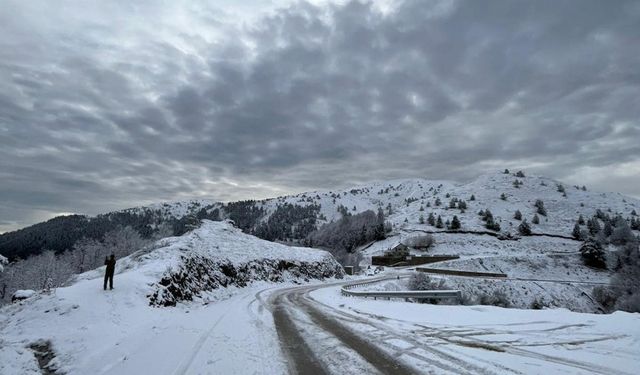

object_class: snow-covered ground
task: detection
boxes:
[0,221,342,374]
[311,284,640,374]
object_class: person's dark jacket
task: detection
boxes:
[105,256,116,276]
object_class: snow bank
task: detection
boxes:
[143,220,343,306]
[11,289,36,301]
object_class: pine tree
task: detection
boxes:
[578,214,585,225]
[419,215,425,224]
[435,198,441,206]
[534,199,547,216]
[516,170,525,178]
[470,194,476,201]
[504,169,510,174]
[445,219,451,228]
[580,239,606,269]
[451,215,461,230]
[588,217,601,235]
[572,222,583,240]
[518,219,532,236]
[500,193,507,201]
[427,213,435,226]
[532,214,540,224]
[514,210,522,220]
[436,215,444,228]
[458,201,467,210]
[419,205,424,211]
[604,221,613,237]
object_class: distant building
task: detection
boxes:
[343,266,355,275]
[384,243,410,258]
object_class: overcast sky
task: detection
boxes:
[1,0,639,233]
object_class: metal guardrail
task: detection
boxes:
[340,277,462,301]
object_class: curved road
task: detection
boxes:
[262,271,634,375]
[268,277,419,375]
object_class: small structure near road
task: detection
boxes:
[372,245,459,267]
[343,266,355,275]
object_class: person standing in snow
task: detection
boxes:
[104,254,116,290]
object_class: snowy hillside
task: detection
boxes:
[259,170,639,238]
[0,221,342,374]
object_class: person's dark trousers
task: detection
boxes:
[104,273,114,290]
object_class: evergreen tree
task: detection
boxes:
[436,215,444,228]
[427,213,436,226]
[578,214,585,225]
[419,205,424,211]
[572,222,583,240]
[458,201,467,210]
[504,169,510,174]
[534,199,547,216]
[604,221,614,237]
[532,214,540,224]
[419,215,425,224]
[435,198,441,206]
[450,215,461,230]
[514,210,522,220]
[449,199,457,208]
[518,219,532,236]
[516,170,525,178]
[470,194,476,201]
[588,217,601,235]
[500,193,507,201]
[445,219,451,228]
[580,239,606,269]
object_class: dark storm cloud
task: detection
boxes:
[1,0,639,232]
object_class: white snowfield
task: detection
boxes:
[311,283,640,375]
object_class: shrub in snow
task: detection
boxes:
[532,214,540,224]
[11,289,35,303]
[580,239,607,269]
[436,215,444,229]
[515,170,525,178]
[479,290,510,307]
[610,220,635,245]
[149,256,343,307]
[404,235,435,250]
[513,210,522,220]
[408,273,449,304]
[530,297,547,310]
[518,220,532,236]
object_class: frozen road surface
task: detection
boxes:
[268,277,640,375]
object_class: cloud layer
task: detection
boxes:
[1,0,639,232]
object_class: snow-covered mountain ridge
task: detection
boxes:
[2,170,639,262]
